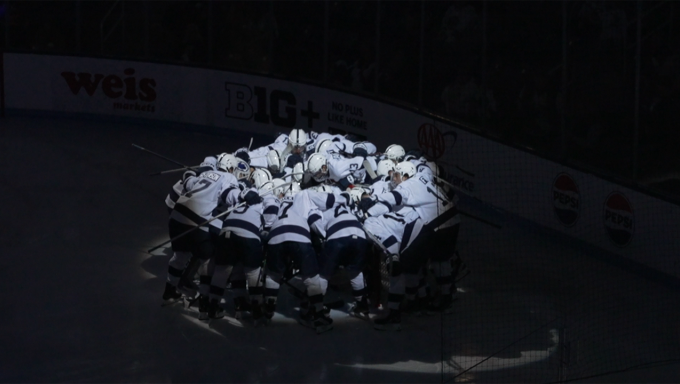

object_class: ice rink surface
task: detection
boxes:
[1,116,679,383]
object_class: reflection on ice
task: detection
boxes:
[336,329,558,375]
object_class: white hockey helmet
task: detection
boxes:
[266,149,282,173]
[217,153,239,173]
[385,144,406,162]
[289,128,308,154]
[394,161,416,179]
[270,178,287,198]
[376,159,396,177]
[233,158,251,180]
[285,182,301,197]
[250,168,272,189]
[259,180,275,195]
[292,162,305,182]
[315,139,333,154]
[356,141,377,155]
[392,161,417,187]
[307,152,328,182]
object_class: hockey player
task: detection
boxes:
[359,160,455,330]
[162,156,217,305]
[421,166,462,313]
[244,133,289,169]
[207,185,267,321]
[168,154,242,320]
[280,128,309,160]
[306,189,371,319]
[307,152,367,190]
[164,156,217,214]
[365,159,395,196]
[262,188,333,333]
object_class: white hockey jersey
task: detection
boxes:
[165,179,185,210]
[171,170,240,229]
[368,177,392,196]
[328,153,366,186]
[267,193,321,245]
[248,140,288,168]
[330,137,356,155]
[306,190,365,241]
[261,194,280,231]
[221,203,264,240]
[368,174,455,226]
[415,162,435,181]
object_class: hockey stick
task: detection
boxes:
[150,182,295,254]
[132,144,199,172]
[434,176,503,229]
[149,165,202,176]
[363,159,378,180]
[147,202,247,254]
[248,137,253,151]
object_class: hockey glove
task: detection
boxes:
[352,147,368,158]
[234,148,250,163]
[337,175,354,190]
[240,189,262,206]
[358,197,377,213]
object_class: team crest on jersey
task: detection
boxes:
[552,173,579,226]
[603,192,634,246]
[204,172,221,181]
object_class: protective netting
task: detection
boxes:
[436,127,680,383]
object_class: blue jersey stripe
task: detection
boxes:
[268,225,311,240]
[223,219,261,235]
[326,220,363,238]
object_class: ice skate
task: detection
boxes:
[426,293,457,315]
[261,299,276,326]
[209,298,225,319]
[349,296,370,319]
[233,296,250,320]
[161,283,183,307]
[373,309,401,331]
[312,309,334,334]
[251,301,265,327]
[197,295,210,321]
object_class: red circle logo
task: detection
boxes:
[418,123,445,159]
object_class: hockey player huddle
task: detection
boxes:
[162,128,465,334]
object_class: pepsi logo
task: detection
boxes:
[603,192,634,246]
[553,173,580,226]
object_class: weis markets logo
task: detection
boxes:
[553,173,580,226]
[603,192,634,246]
[61,68,156,113]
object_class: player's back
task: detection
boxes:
[223,203,264,240]
[268,197,312,245]
[173,170,238,225]
[397,175,452,224]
